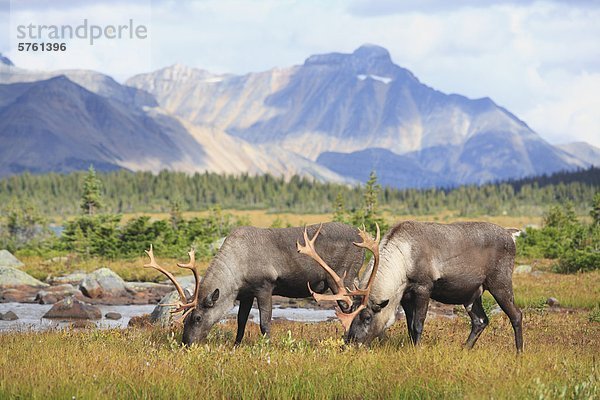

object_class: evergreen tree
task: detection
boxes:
[590,193,600,225]
[80,165,103,215]
[169,200,183,230]
[332,192,348,223]
[351,171,388,234]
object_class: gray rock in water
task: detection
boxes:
[43,296,102,319]
[35,284,81,304]
[546,297,560,307]
[124,281,173,293]
[80,268,127,298]
[150,286,194,326]
[104,312,122,320]
[0,266,48,288]
[0,311,18,321]
[513,265,532,274]
[0,250,24,268]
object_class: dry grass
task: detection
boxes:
[0,312,597,399]
[115,209,542,229]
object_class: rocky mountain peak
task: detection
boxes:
[352,44,392,63]
[302,44,412,83]
[303,44,393,70]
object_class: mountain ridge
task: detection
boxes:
[0,45,597,187]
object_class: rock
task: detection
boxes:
[128,314,152,328]
[513,265,532,274]
[0,311,18,321]
[150,286,194,326]
[69,320,96,329]
[0,250,24,268]
[35,284,81,304]
[0,286,39,302]
[46,271,87,286]
[104,312,122,320]
[80,277,102,298]
[125,281,174,303]
[80,268,128,299]
[0,266,48,288]
[43,296,102,319]
[546,297,560,307]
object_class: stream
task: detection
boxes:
[0,303,336,332]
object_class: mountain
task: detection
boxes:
[0,67,348,181]
[0,64,157,109]
[0,76,206,176]
[128,44,589,186]
[0,45,594,186]
[558,142,600,166]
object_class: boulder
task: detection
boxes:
[128,314,152,328]
[125,281,174,303]
[104,312,122,320]
[0,266,48,288]
[546,297,560,307]
[0,250,24,268]
[80,268,128,299]
[150,286,194,326]
[513,265,532,274]
[43,296,102,319]
[0,286,39,302]
[35,284,81,304]
[46,271,87,286]
[0,310,18,321]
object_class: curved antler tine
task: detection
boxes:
[298,224,352,309]
[144,245,187,303]
[335,304,366,332]
[176,248,201,308]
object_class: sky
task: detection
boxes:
[1,0,599,148]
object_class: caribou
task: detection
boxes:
[143,222,365,345]
[299,221,524,352]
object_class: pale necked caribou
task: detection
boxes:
[298,221,524,352]
[143,222,365,345]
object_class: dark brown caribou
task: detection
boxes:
[143,222,365,345]
[299,221,524,352]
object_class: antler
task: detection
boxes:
[334,224,380,332]
[297,224,381,332]
[144,245,200,322]
[296,224,353,310]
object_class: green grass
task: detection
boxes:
[0,312,598,399]
[513,269,600,309]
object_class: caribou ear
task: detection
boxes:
[372,299,389,313]
[204,289,220,307]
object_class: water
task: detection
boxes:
[0,303,336,332]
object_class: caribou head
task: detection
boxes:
[297,223,385,341]
[143,245,220,345]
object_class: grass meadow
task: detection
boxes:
[0,311,598,399]
[3,209,599,398]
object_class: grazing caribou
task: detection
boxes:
[299,221,524,352]
[143,222,365,345]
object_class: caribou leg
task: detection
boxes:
[400,292,416,341]
[410,288,431,345]
[235,297,254,345]
[256,290,273,338]
[464,296,489,349]
[489,287,523,352]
